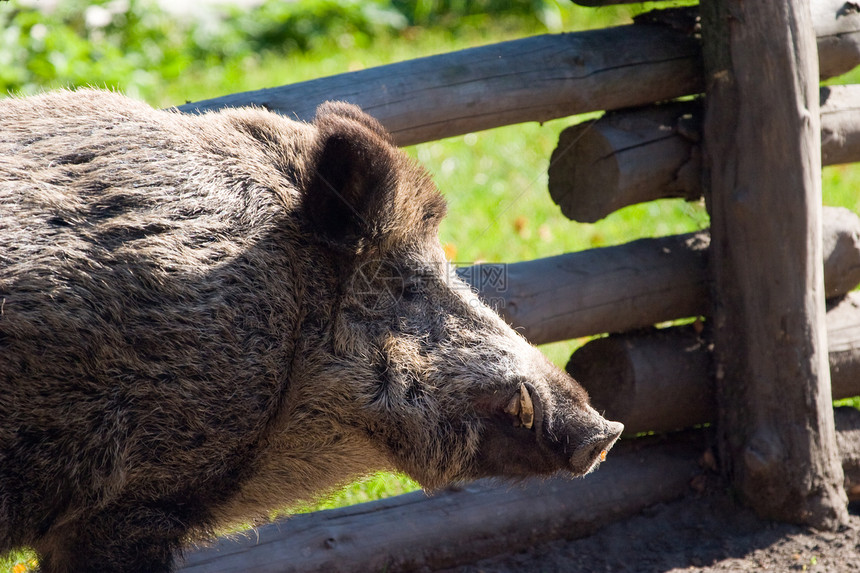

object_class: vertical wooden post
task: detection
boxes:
[701,0,848,528]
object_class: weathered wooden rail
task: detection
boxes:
[463,206,860,345]
[549,85,860,223]
[178,0,860,569]
[177,0,860,147]
[180,434,703,573]
[569,292,860,436]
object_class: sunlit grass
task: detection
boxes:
[0,551,37,573]
[290,471,421,514]
[835,396,860,410]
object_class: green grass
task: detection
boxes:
[0,551,37,573]
[288,472,420,514]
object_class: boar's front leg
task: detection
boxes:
[35,505,188,573]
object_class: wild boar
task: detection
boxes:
[0,89,623,573]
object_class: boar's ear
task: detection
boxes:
[315,101,395,144]
[303,102,398,253]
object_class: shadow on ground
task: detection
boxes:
[439,490,860,573]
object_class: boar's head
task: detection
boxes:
[301,103,623,490]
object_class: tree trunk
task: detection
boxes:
[701,0,847,528]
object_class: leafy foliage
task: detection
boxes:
[0,0,601,99]
[1,0,187,96]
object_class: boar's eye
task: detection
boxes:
[401,278,424,302]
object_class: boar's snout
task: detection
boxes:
[567,416,624,476]
[470,374,624,481]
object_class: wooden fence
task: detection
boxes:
[178,0,860,570]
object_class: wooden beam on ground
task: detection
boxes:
[177,24,702,146]
[178,434,704,573]
[178,410,860,572]
[549,85,860,223]
[567,292,860,436]
[462,207,860,345]
[701,0,847,527]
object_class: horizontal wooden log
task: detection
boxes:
[462,231,710,345]
[813,0,860,79]
[178,433,704,573]
[567,322,714,437]
[176,1,858,146]
[821,84,860,165]
[566,292,860,437]
[822,206,860,298]
[177,24,703,146]
[463,207,860,344]
[550,85,860,223]
[835,407,860,501]
[826,291,860,399]
[548,100,702,223]
[574,0,857,68]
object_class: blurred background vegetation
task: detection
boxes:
[1,1,859,568]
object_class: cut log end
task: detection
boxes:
[549,87,860,224]
[568,324,714,436]
[548,121,619,223]
[568,293,860,437]
[549,102,704,223]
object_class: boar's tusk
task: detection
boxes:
[504,391,521,419]
[504,383,534,429]
[518,383,534,429]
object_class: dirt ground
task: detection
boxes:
[441,490,860,573]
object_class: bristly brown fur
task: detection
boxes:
[0,89,620,572]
